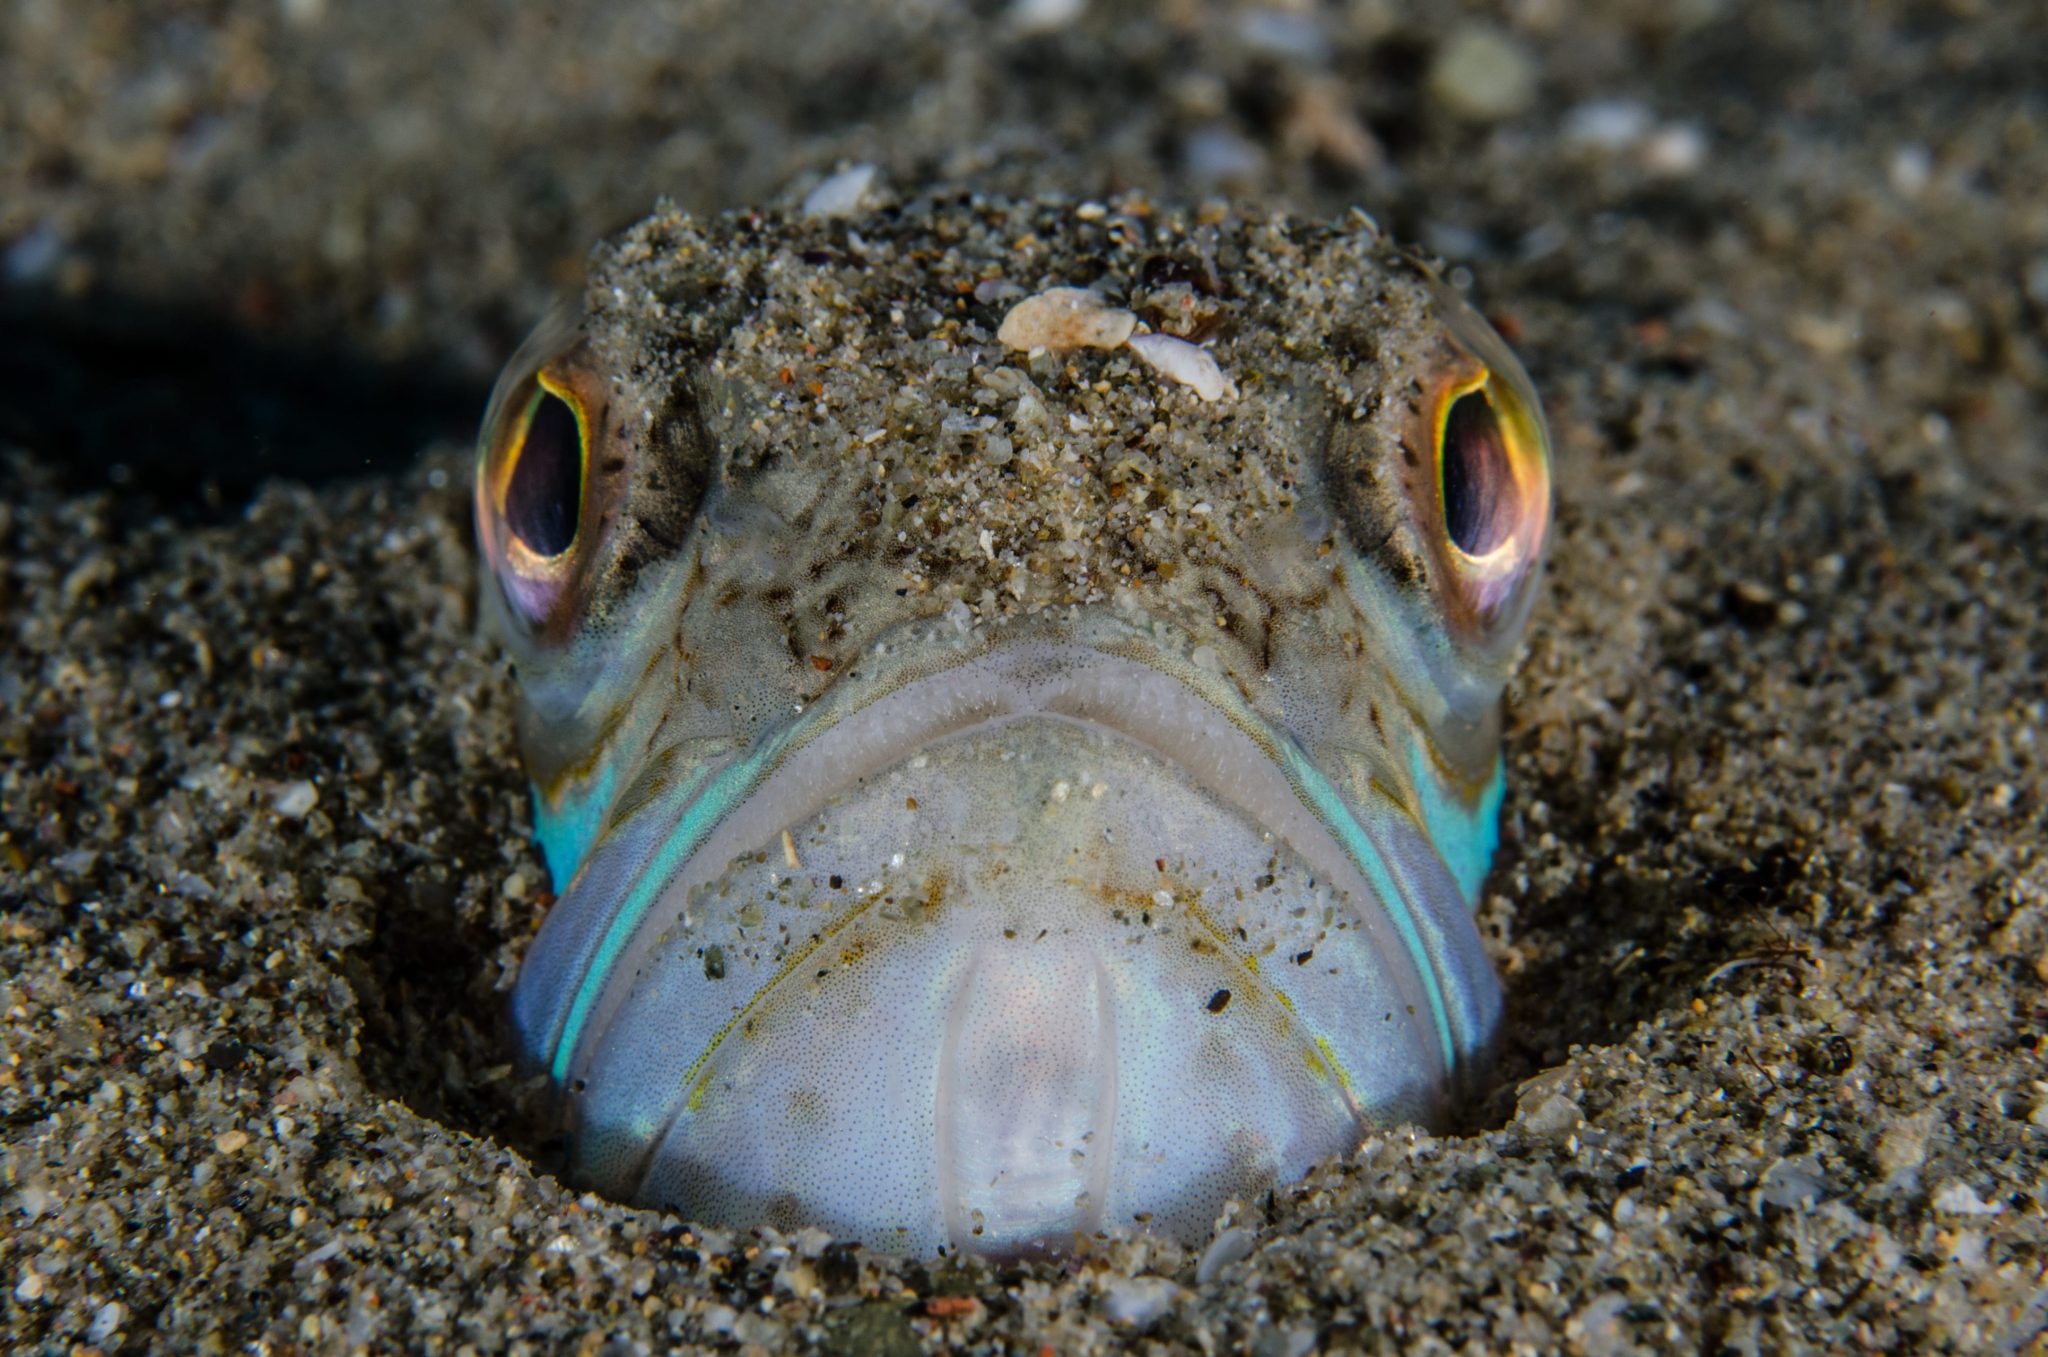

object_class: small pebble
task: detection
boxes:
[1252,1324,1318,1357]
[2023,255,2048,309]
[1566,1294,1631,1356]
[1642,123,1707,176]
[997,288,1137,353]
[1234,9,1329,64]
[1931,1181,2005,1216]
[1562,99,1652,150]
[1519,1091,1582,1139]
[1756,1157,1828,1211]
[1008,0,1084,34]
[87,1301,125,1344]
[1101,1275,1178,1328]
[272,781,319,819]
[801,164,880,220]
[1428,24,1537,123]
[1196,1225,1256,1284]
[4,222,64,285]
[1183,125,1266,187]
[1282,81,1382,173]
[1875,1107,1940,1180]
[1889,143,1932,196]
[1126,332,1236,402]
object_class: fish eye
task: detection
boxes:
[475,298,715,642]
[504,376,587,559]
[1426,357,1549,624]
[1439,383,1514,559]
[475,322,607,633]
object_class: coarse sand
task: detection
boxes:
[2,1,2044,1352]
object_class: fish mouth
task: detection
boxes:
[511,615,1498,1255]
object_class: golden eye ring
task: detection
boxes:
[476,344,604,634]
[496,369,589,567]
[1432,365,1549,614]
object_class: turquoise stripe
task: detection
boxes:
[1280,744,1457,1074]
[1409,746,1505,906]
[532,764,620,889]
[549,731,792,1081]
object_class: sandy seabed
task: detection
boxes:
[2,1,2044,1352]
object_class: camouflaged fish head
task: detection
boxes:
[474,197,1552,1256]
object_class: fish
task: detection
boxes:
[474,195,1552,1257]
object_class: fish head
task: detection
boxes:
[474,200,1551,1255]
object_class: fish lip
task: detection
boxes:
[516,610,1495,1119]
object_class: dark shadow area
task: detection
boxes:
[1467,831,1813,1131]
[0,285,489,516]
[338,853,563,1172]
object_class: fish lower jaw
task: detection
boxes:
[515,642,1498,1254]
[575,713,1445,1256]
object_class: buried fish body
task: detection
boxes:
[476,195,1552,1256]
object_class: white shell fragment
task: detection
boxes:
[1195,1225,1257,1284]
[800,163,880,220]
[1126,331,1238,402]
[1101,1275,1180,1329]
[996,287,1137,353]
[1008,0,1085,34]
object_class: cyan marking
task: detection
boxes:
[1409,745,1505,906]
[550,730,793,1082]
[1280,744,1457,1073]
[532,764,621,889]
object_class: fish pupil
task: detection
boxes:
[1440,388,1515,558]
[507,389,582,558]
